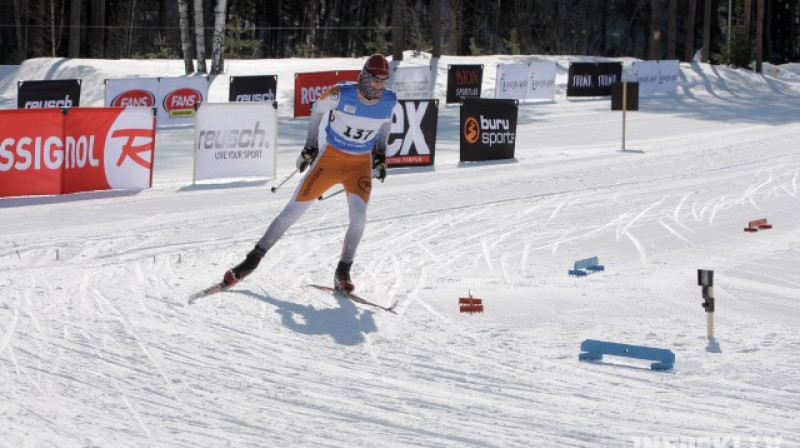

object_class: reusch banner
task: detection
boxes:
[0,107,156,198]
[17,79,81,109]
[294,70,361,117]
[446,65,483,104]
[386,99,438,167]
[566,62,622,97]
[193,102,277,182]
[157,76,209,126]
[460,98,518,162]
[631,60,680,95]
[105,77,159,108]
[392,66,433,100]
[229,75,278,102]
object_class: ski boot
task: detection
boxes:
[223,246,266,287]
[333,261,355,293]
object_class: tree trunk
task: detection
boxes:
[432,0,441,57]
[210,0,227,74]
[68,0,80,57]
[685,0,697,61]
[392,0,403,60]
[194,0,207,73]
[14,0,27,59]
[649,0,662,59]
[702,0,711,62]
[666,0,677,59]
[178,0,194,73]
[755,0,764,72]
[89,0,105,58]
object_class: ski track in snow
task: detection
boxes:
[1,57,800,447]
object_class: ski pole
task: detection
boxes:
[318,188,345,201]
[270,168,299,193]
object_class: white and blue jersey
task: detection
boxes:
[310,82,397,155]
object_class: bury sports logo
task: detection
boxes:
[163,88,202,117]
[463,116,480,144]
[111,90,155,108]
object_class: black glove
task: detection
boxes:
[296,146,318,173]
[371,150,387,182]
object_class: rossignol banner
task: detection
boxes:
[446,65,483,104]
[294,70,361,117]
[386,99,439,167]
[460,98,518,162]
[193,102,277,182]
[105,78,159,108]
[229,75,278,102]
[494,63,557,101]
[105,76,209,127]
[566,62,623,97]
[631,60,680,95]
[17,79,81,109]
[0,107,156,198]
[392,66,433,100]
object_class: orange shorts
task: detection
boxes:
[294,145,372,203]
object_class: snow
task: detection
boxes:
[2,52,800,447]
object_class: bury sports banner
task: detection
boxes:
[17,79,81,109]
[630,60,680,95]
[229,75,278,102]
[494,62,557,101]
[460,98,518,162]
[0,107,156,197]
[566,62,622,97]
[446,65,483,103]
[193,102,277,182]
[392,66,433,100]
[105,77,159,108]
[294,70,361,117]
[386,99,438,167]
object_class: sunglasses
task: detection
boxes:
[369,73,390,84]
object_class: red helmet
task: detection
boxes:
[364,54,390,77]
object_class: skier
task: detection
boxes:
[222,54,397,293]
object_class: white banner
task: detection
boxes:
[631,60,680,95]
[104,78,159,108]
[392,66,433,100]
[494,64,530,100]
[194,102,277,182]
[527,61,557,100]
[157,76,210,126]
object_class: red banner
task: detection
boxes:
[0,107,156,198]
[293,70,361,117]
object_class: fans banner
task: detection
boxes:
[294,70,360,117]
[460,99,518,162]
[105,78,159,108]
[0,107,156,198]
[527,62,557,100]
[229,75,278,102]
[392,66,433,100]
[631,60,680,95]
[156,76,210,127]
[17,79,81,109]
[566,62,622,97]
[386,99,438,167]
[193,102,277,182]
[446,65,483,103]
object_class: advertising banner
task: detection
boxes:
[157,76,209,126]
[386,99,438,167]
[392,66,433,100]
[527,61,557,101]
[194,102,277,182]
[294,70,361,117]
[446,65,483,103]
[566,62,622,97]
[460,99,518,162]
[611,82,640,111]
[631,60,680,95]
[0,107,156,198]
[105,78,159,108]
[17,79,81,109]
[229,75,278,102]
[494,64,530,100]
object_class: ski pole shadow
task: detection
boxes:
[239,290,376,346]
